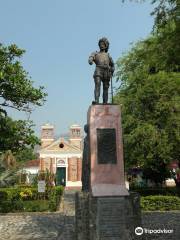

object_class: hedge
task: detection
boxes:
[141,195,180,211]
[130,187,180,197]
[0,185,64,213]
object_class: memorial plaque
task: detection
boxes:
[97,128,117,164]
[97,198,126,238]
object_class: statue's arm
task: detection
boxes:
[88,52,96,65]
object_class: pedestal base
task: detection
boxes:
[75,191,142,240]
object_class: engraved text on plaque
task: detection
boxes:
[97,128,117,164]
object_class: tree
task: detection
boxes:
[123,0,180,71]
[0,115,39,152]
[115,69,180,184]
[0,43,46,113]
[0,43,47,152]
[115,1,180,185]
[151,0,180,72]
[15,148,37,163]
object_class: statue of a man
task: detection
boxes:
[88,38,114,104]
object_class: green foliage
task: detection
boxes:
[13,200,24,211]
[130,187,180,197]
[48,191,57,211]
[30,187,39,200]
[115,71,180,184]
[38,169,56,191]
[0,150,38,188]
[0,114,40,152]
[115,0,180,185]
[48,186,64,211]
[19,188,33,200]
[137,1,179,64]
[0,190,8,200]
[0,42,45,186]
[0,168,18,187]
[55,185,64,196]
[0,187,21,200]
[0,42,47,153]
[0,200,13,212]
[141,195,180,211]
[0,43,47,113]
[0,186,64,212]
[15,148,37,163]
[31,174,38,187]
[0,187,22,212]
[45,169,56,189]
[23,200,49,212]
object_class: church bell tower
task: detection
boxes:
[41,123,54,148]
[69,124,82,149]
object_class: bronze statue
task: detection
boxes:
[88,38,114,104]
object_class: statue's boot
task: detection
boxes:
[95,97,99,104]
[94,90,100,104]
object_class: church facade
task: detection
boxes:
[39,123,83,188]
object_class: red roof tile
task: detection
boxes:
[25,159,40,167]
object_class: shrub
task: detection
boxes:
[19,188,33,200]
[48,186,64,211]
[0,185,64,212]
[0,188,21,201]
[130,187,180,197]
[31,187,38,200]
[0,191,8,201]
[49,198,57,211]
[0,200,13,213]
[13,200,24,211]
[141,195,180,211]
[31,175,38,187]
[48,190,57,211]
[55,186,64,196]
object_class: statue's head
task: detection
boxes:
[98,37,109,52]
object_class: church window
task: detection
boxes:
[59,143,64,148]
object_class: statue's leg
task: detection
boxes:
[103,80,109,104]
[94,76,101,103]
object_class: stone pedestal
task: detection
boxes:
[87,104,128,196]
[75,192,142,240]
[76,104,142,240]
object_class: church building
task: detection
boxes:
[39,123,83,188]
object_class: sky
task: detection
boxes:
[0,0,154,137]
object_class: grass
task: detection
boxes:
[23,200,50,212]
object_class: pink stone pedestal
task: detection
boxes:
[88,104,129,197]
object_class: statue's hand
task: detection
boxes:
[88,52,96,65]
[88,58,93,65]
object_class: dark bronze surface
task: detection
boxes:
[82,124,90,192]
[88,38,114,104]
[97,128,117,164]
